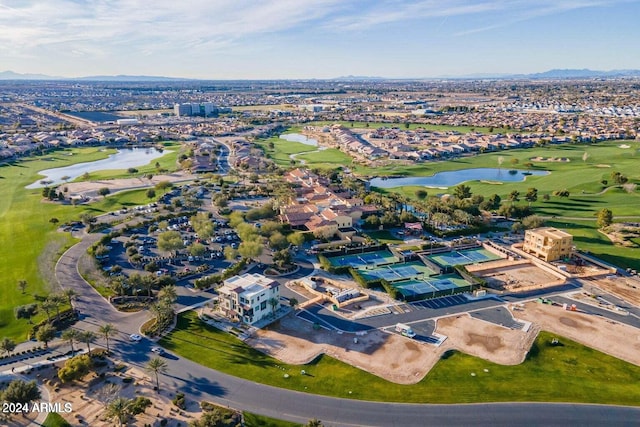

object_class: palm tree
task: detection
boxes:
[105,397,132,427]
[0,337,16,358]
[40,300,56,323]
[158,285,177,304]
[146,357,168,391]
[61,329,80,355]
[79,330,96,354]
[48,294,65,321]
[62,288,77,309]
[269,297,279,319]
[98,324,116,354]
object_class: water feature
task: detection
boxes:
[369,168,548,188]
[279,133,318,146]
[26,147,169,189]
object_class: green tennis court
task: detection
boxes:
[427,247,501,267]
[359,261,436,282]
[393,274,471,298]
[328,250,399,267]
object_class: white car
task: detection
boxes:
[129,334,142,342]
[151,346,165,355]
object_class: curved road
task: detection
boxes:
[54,232,640,425]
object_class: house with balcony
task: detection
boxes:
[217,273,280,326]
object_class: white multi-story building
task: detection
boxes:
[202,102,217,116]
[174,102,218,117]
[174,103,192,117]
[218,273,280,325]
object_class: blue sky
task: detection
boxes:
[1,0,639,78]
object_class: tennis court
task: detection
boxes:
[328,250,399,267]
[427,247,501,267]
[359,261,436,282]
[393,275,471,299]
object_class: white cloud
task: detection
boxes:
[324,0,635,33]
[0,0,344,56]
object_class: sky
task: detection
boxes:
[1,0,639,79]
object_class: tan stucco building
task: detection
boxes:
[522,227,573,262]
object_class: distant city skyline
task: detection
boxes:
[1,0,639,79]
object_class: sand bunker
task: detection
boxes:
[530,157,570,162]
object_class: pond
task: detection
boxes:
[279,133,318,146]
[369,168,549,188]
[26,147,169,189]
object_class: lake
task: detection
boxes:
[279,133,318,146]
[369,168,549,188]
[26,148,168,189]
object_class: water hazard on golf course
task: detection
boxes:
[369,168,549,188]
[26,147,168,189]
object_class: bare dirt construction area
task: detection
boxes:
[247,310,539,384]
[517,302,640,366]
[64,170,195,200]
[435,315,536,365]
[586,276,640,306]
[248,313,442,384]
[467,260,564,292]
[8,354,201,427]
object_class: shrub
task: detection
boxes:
[58,354,92,383]
[129,396,152,415]
[172,392,186,409]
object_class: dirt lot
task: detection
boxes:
[435,315,536,365]
[467,260,565,292]
[248,313,441,384]
[517,302,640,366]
[248,311,538,384]
[588,276,640,306]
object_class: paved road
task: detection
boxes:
[109,338,640,427]
[52,234,640,426]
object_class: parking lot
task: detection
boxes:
[410,294,468,310]
[470,306,525,330]
[101,211,239,283]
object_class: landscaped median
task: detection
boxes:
[159,311,640,405]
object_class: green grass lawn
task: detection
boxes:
[160,312,640,405]
[42,412,72,427]
[295,148,353,170]
[254,137,316,168]
[364,230,403,244]
[244,412,301,427]
[0,147,178,340]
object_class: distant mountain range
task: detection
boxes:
[433,69,640,80]
[2,69,640,81]
[0,70,188,81]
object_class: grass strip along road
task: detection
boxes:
[160,312,640,405]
